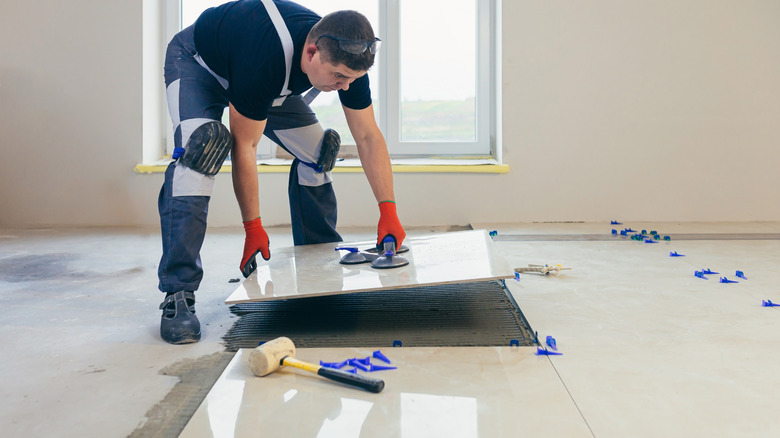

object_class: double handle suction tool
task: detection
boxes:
[335,235,409,269]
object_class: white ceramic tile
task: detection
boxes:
[180,347,593,438]
[226,230,513,304]
[550,342,780,438]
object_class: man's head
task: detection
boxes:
[306,10,378,72]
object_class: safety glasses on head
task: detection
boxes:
[315,34,381,55]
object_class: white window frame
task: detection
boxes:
[158,0,500,160]
[164,0,181,158]
[381,0,498,157]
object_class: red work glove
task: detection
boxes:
[376,201,406,248]
[241,217,270,278]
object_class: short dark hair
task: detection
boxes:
[307,10,376,71]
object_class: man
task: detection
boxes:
[158,0,406,344]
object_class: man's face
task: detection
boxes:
[307,51,366,92]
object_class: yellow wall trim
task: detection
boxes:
[134,162,510,174]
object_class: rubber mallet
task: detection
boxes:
[248,337,385,393]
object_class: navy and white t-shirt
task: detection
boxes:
[194,0,372,121]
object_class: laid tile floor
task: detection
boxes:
[1,223,779,437]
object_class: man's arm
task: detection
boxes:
[229,103,272,275]
[229,103,267,221]
[343,104,406,246]
[343,104,394,203]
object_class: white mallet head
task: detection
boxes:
[249,337,296,377]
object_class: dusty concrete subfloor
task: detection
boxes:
[129,352,235,438]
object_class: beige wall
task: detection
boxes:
[1,1,778,228]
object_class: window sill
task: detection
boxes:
[134,157,509,174]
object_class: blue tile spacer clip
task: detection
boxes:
[611,220,622,225]
[670,251,685,257]
[644,239,657,243]
[736,270,747,279]
[393,340,403,347]
[372,350,392,364]
[514,272,520,281]
[719,277,739,284]
[319,360,349,369]
[545,335,558,351]
[489,230,498,238]
[701,268,719,275]
[624,228,636,233]
[348,359,370,372]
[694,271,708,279]
[620,230,628,236]
[612,229,618,235]
[345,367,359,374]
[369,364,397,372]
[510,339,520,347]
[762,300,778,307]
[664,236,671,241]
[535,346,563,356]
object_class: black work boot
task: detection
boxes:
[159,291,201,344]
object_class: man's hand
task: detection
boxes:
[241,217,270,278]
[377,201,406,247]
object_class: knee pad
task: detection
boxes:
[317,128,341,173]
[179,121,232,176]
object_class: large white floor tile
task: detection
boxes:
[547,341,780,438]
[180,347,593,438]
[226,230,513,304]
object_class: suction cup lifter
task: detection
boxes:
[371,235,409,269]
[335,236,410,269]
[334,247,372,265]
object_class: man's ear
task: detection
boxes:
[305,43,318,62]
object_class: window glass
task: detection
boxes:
[400,0,476,142]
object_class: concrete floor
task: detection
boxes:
[1,223,779,437]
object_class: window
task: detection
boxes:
[387,0,496,156]
[166,0,499,160]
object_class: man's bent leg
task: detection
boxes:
[288,158,342,245]
[264,96,342,245]
[157,122,231,344]
[158,24,229,344]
